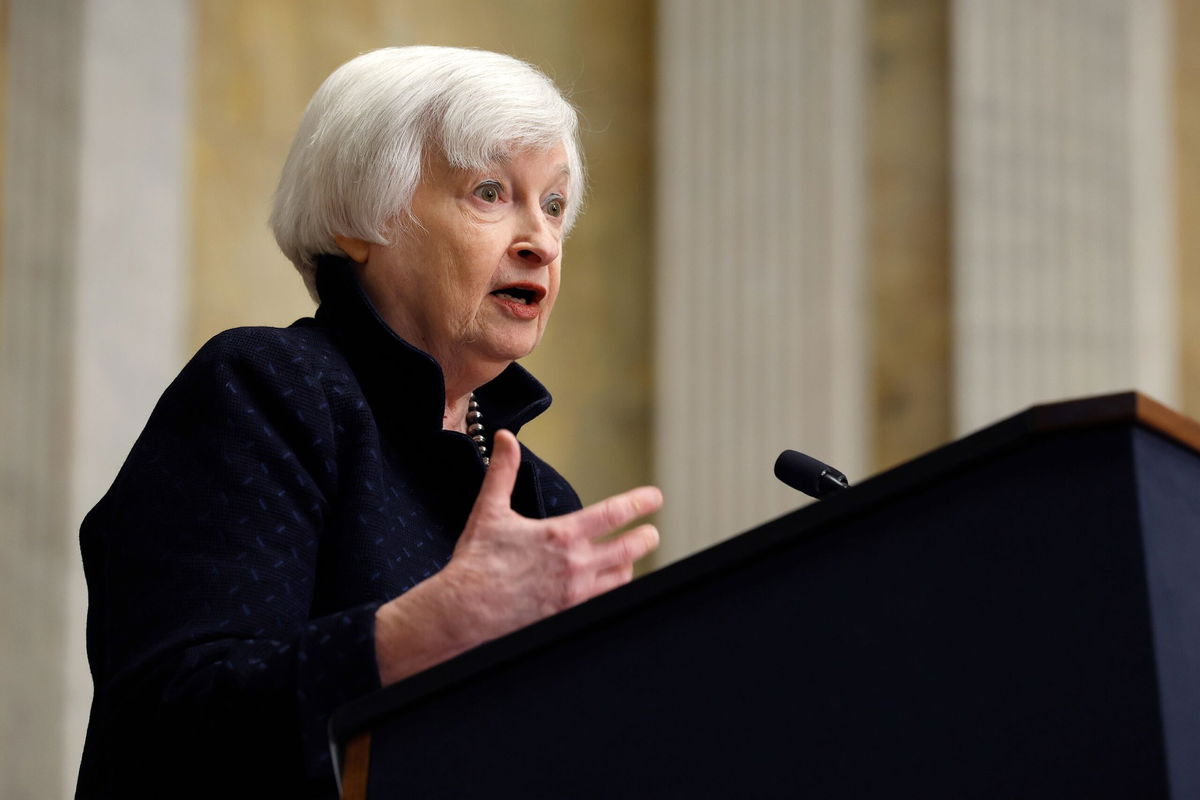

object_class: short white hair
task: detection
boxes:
[270,46,586,301]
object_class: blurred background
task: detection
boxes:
[2,0,1198,795]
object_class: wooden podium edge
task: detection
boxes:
[1025,391,1200,456]
[1135,393,1200,454]
[339,731,371,800]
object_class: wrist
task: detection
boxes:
[373,571,478,686]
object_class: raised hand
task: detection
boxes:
[442,429,662,633]
[375,429,662,685]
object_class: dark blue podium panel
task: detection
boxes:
[335,404,1200,799]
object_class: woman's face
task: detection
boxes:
[353,143,570,384]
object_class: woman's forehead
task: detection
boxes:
[438,144,571,180]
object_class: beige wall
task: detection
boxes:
[867,0,952,472]
[191,0,655,507]
[1177,0,1200,419]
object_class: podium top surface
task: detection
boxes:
[330,390,1199,746]
[1024,392,1200,455]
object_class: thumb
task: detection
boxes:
[475,428,521,510]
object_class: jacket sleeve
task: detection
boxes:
[80,329,378,797]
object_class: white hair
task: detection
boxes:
[270,46,586,301]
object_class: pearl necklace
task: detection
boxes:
[467,393,489,466]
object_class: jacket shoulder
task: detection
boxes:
[192,323,342,372]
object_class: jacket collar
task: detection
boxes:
[312,254,553,436]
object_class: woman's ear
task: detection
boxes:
[334,235,370,264]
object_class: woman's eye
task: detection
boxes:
[544,197,564,218]
[474,183,501,203]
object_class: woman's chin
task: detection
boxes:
[470,330,542,368]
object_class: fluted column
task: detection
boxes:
[0,1,85,793]
[952,0,1176,432]
[0,1,190,795]
[655,0,867,562]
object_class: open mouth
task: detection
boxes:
[490,285,543,305]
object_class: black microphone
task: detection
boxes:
[774,450,850,499]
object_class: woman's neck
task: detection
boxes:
[440,357,508,433]
[443,392,472,433]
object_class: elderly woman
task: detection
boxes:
[77,46,661,799]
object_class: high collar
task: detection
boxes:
[312,254,553,436]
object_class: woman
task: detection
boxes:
[77,46,661,799]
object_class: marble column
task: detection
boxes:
[655,0,868,562]
[952,0,1176,432]
[0,0,191,795]
[1,0,84,793]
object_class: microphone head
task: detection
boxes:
[774,449,849,499]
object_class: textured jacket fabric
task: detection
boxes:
[76,258,582,799]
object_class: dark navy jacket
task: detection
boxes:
[76,259,582,798]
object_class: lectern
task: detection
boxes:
[331,392,1200,798]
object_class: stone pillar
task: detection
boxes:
[0,0,190,795]
[952,0,1176,432]
[655,0,868,562]
[1,0,85,794]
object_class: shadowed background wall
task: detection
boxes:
[1179,0,1200,412]
[3,1,1200,797]
[868,0,952,472]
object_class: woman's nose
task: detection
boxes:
[509,210,560,266]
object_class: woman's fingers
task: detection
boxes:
[475,429,521,511]
[570,486,663,539]
[453,447,661,633]
[591,523,660,571]
[590,563,636,597]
